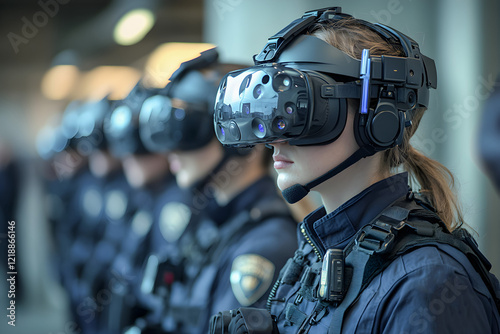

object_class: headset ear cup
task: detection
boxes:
[368,101,402,149]
[354,100,404,151]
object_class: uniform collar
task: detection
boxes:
[303,173,410,253]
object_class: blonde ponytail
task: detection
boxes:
[383,109,463,230]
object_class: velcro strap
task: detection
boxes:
[381,205,411,221]
[285,303,308,326]
[280,250,306,285]
[299,266,314,286]
[406,219,435,237]
[298,262,322,301]
[280,258,303,285]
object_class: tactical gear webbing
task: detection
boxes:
[329,194,500,334]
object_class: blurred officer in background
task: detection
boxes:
[36,100,91,281]
[125,48,298,334]
[69,83,160,334]
[62,96,131,334]
[97,82,185,334]
[36,100,101,329]
[479,75,500,193]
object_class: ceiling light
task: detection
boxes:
[113,8,155,46]
[41,65,80,100]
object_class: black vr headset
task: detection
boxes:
[139,48,221,153]
[74,97,112,156]
[215,7,436,149]
[36,115,71,161]
[37,100,86,160]
[104,81,158,157]
[214,7,437,203]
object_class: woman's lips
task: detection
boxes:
[273,154,294,169]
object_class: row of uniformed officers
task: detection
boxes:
[38,6,500,334]
[38,50,298,334]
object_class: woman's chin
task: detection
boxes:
[276,175,296,191]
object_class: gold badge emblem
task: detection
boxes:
[131,210,153,237]
[82,188,103,218]
[159,202,192,243]
[105,190,128,220]
[230,254,275,306]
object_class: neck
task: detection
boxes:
[316,153,389,214]
[213,156,267,206]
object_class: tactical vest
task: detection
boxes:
[152,196,293,333]
[269,193,500,333]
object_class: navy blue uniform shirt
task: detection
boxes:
[165,176,298,333]
[271,173,500,333]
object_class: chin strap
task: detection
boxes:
[281,146,374,204]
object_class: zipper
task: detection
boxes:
[300,223,322,261]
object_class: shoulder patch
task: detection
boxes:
[159,202,192,243]
[105,190,128,221]
[82,187,103,218]
[230,254,275,306]
[131,210,153,237]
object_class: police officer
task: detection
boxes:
[36,100,105,330]
[69,83,167,334]
[209,7,500,333]
[130,48,298,334]
[98,83,183,334]
[121,86,198,334]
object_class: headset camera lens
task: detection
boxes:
[252,118,266,138]
[229,121,241,140]
[274,117,286,131]
[273,74,292,92]
[253,84,264,99]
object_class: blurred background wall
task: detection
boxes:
[0,0,498,332]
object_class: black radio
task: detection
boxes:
[318,249,345,304]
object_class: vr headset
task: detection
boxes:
[36,115,70,160]
[139,48,220,152]
[73,97,112,155]
[214,7,437,151]
[104,81,158,157]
